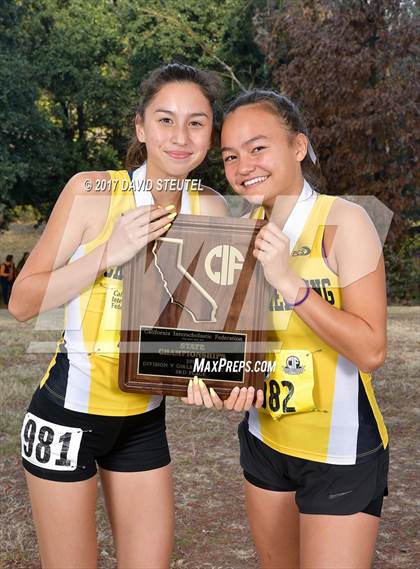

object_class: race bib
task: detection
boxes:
[21,413,83,471]
[262,350,316,420]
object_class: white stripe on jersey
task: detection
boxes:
[147,395,164,412]
[326,354,359,464]
[64,245,92,412]
[248,406,262,440]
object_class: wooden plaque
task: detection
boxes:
[118,214,269,398]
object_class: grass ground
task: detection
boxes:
[0,222,43,268]
[0,307,418,568]
[1,223,419,568]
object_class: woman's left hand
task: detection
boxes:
[223,385,265,412]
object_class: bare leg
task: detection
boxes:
[300,512,380,569]
[244,480,299,569]
[25,471,98,568]
[99,464,174,569]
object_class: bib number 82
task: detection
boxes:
[262,379,296,414]
[21,413,83,471]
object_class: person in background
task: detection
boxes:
[0,254,15,306]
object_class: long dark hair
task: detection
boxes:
[223,90,320,188]
[126,63,223,170]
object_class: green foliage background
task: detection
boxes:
[1,0,418,301]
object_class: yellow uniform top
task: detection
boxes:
[248,194,388,464]
[40,170,201,416]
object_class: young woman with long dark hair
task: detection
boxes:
[186,90,389,569]
[10,63,226,569]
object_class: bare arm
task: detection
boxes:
[255,199,387,373]
[9,172,175,321]
[289,265,386,372]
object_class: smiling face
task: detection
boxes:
[136,81,213,180]
[221,104,308,207]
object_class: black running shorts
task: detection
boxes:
[238,419,389,517]
[21,387,170,482]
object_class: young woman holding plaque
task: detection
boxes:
[186,90,389,569]
[9,63,227,569]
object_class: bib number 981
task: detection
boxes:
[21,413,83,471]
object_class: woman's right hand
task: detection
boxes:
[105,205,176,267]
[182,376,264,412]
[182,376,224,410]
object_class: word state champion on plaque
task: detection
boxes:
[118,214,269,398]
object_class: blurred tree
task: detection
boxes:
[1,0,135,226]
[13,0,129,208]
[2,0,267,224]
[254,0,419,247]
[0,0,59,225]
[119,0,268,193]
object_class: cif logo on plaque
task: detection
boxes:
[205,245,244,286]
